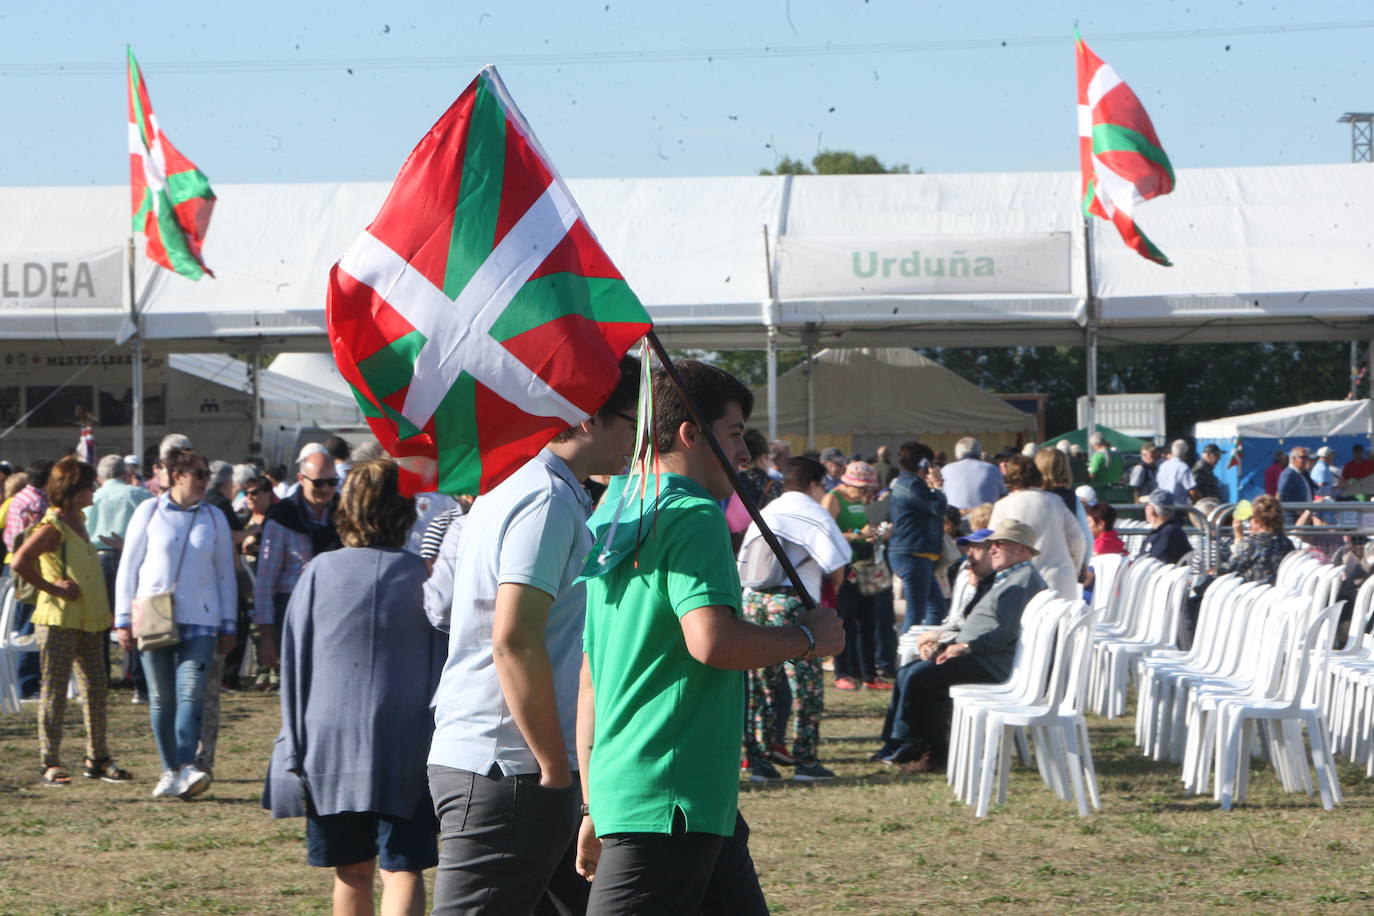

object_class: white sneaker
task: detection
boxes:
[151,769,179,798]
[176,764,212,799]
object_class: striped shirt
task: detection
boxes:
[3,485,49,555]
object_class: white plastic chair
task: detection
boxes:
[1213,600,1345,810]
[972,599,1100,818]
[1096,565,1190,719]
[0,581,23,714]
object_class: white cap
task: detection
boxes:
[1316,446,1334,458]
[123,454,140,467]
[1075,484,1098,506]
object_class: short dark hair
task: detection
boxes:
[321,435,351,462]
[653,359,753,454]
[896,441,933,472]
[164,447,207,477]
[552,356,641,443]
[1086,502,1117,530]
[782,456,825,493]
[46,457,96,510]
[25,459,54,489]
[1002,455,1043,490]
[743,429,768,462]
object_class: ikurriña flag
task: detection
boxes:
[327,66,652,496]
[127,47,216,280]
[1076,35,1175,266]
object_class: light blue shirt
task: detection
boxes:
[428,449,593,777]
[941,458,1006,510]
[1155,457,1195,504]
[84,479,153,546]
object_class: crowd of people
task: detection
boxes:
[3,377,1373,914]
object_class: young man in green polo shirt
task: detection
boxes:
[574,359,845,913]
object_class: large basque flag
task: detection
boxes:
[127,47,216,280]
[327,66,652,496]
[1076,35,1175,266]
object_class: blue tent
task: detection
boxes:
[1193,400,1372,502]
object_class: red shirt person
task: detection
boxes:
[1263,451,1287,496]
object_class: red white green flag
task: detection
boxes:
[1076,35,1175,266]
[127,47,216,280]
[327,66,652,496]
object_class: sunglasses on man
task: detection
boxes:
[302,476,340,488]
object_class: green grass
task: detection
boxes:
[0,679,1372,914]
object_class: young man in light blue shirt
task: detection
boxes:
[426,357,639,916]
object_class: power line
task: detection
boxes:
[4,19,1374,76]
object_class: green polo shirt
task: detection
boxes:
[1088,448,1122,486]
[583,473,743,837]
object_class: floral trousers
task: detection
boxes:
[742,588,824,766]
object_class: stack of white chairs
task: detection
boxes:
[1323,577,1374,774]
[1086,556,1161,716]
[0,580,30,714]
[965,597,1101,818]
[946,590,1060,803]
[1087,552,1126,614]
[1092,564,1190,720]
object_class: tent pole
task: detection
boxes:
[251,338,263,455]
[804,340,815,451]
[127,237,145,466]
[766,328,778,443]
[1082,216,1099,440]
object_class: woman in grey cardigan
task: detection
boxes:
[263,459,445,916]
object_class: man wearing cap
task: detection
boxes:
[1141,490,1192,566]
[871,519,1046,771]
[1192,444,1225,503]
[819,447,846,492]
[1311,446,1342,500]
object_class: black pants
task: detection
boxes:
[587,810,768,916]
[428,764,587,916]
[834,580,876,682]
[881,655,1000,758]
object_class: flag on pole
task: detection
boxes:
[1076,35,1175,266]
[327,66,652,496]
[127,47,216,280]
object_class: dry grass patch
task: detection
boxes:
[0,679,1372,914]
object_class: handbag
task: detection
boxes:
[850,557,892,596]
[132,506,197,651]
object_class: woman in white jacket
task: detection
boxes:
[989,455,1087,599]
[114,447,236,800]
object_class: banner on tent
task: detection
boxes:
[0,249,123,309]
[775,233,1072,297]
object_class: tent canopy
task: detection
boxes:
[1042,425,1148,453]
[755,347,1035,458]
[1,163,1373,352]
[1194,399,1373,502]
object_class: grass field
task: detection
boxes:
[1,681,1372,915]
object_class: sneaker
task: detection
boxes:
[767,743,796,766]
[834,677,860,691]
[130,692,147,705]
[869,741,903,763]
[890,741,934,767]
[151,769,179,798]
[748,758,783,782]
[792,762,836,782]
[862,678,894,690]
[176,765,212,799]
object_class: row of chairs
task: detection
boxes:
[0,579,35,713]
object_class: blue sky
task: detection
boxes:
[1,1,1369,186]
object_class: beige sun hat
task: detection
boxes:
[986,518,1040,555]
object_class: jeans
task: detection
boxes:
[142,636,216,771]
[889,553,947,630]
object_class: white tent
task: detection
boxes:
[755,347,1036,459]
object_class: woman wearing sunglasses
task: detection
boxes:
[114,447,237,799]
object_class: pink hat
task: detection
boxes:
[841,461,878,488]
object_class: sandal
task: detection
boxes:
[41,766,72,786]
[83,757,133,783]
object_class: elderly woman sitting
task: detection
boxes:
[1218,494,1293,585]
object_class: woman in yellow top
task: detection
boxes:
[11,456,130,786]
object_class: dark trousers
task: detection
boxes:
[834,580,876,682]
[428,764,587,916]
[13,601,41,698]
[881,655,1000,758]
[587,810,767,916]
[870,588,898,674]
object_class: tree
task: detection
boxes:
[758,149,915,176]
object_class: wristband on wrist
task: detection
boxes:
[580,803,591,817]
[797,624,816,658]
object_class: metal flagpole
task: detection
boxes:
[644,330,816,609]
[127,237,145,465]
[1082,216,1099,440]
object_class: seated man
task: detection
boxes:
[1140,489,1192,566]
[871,519,1047,771]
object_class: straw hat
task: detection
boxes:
[986,518,1039,555]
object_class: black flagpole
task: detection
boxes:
[645,330,817,610]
